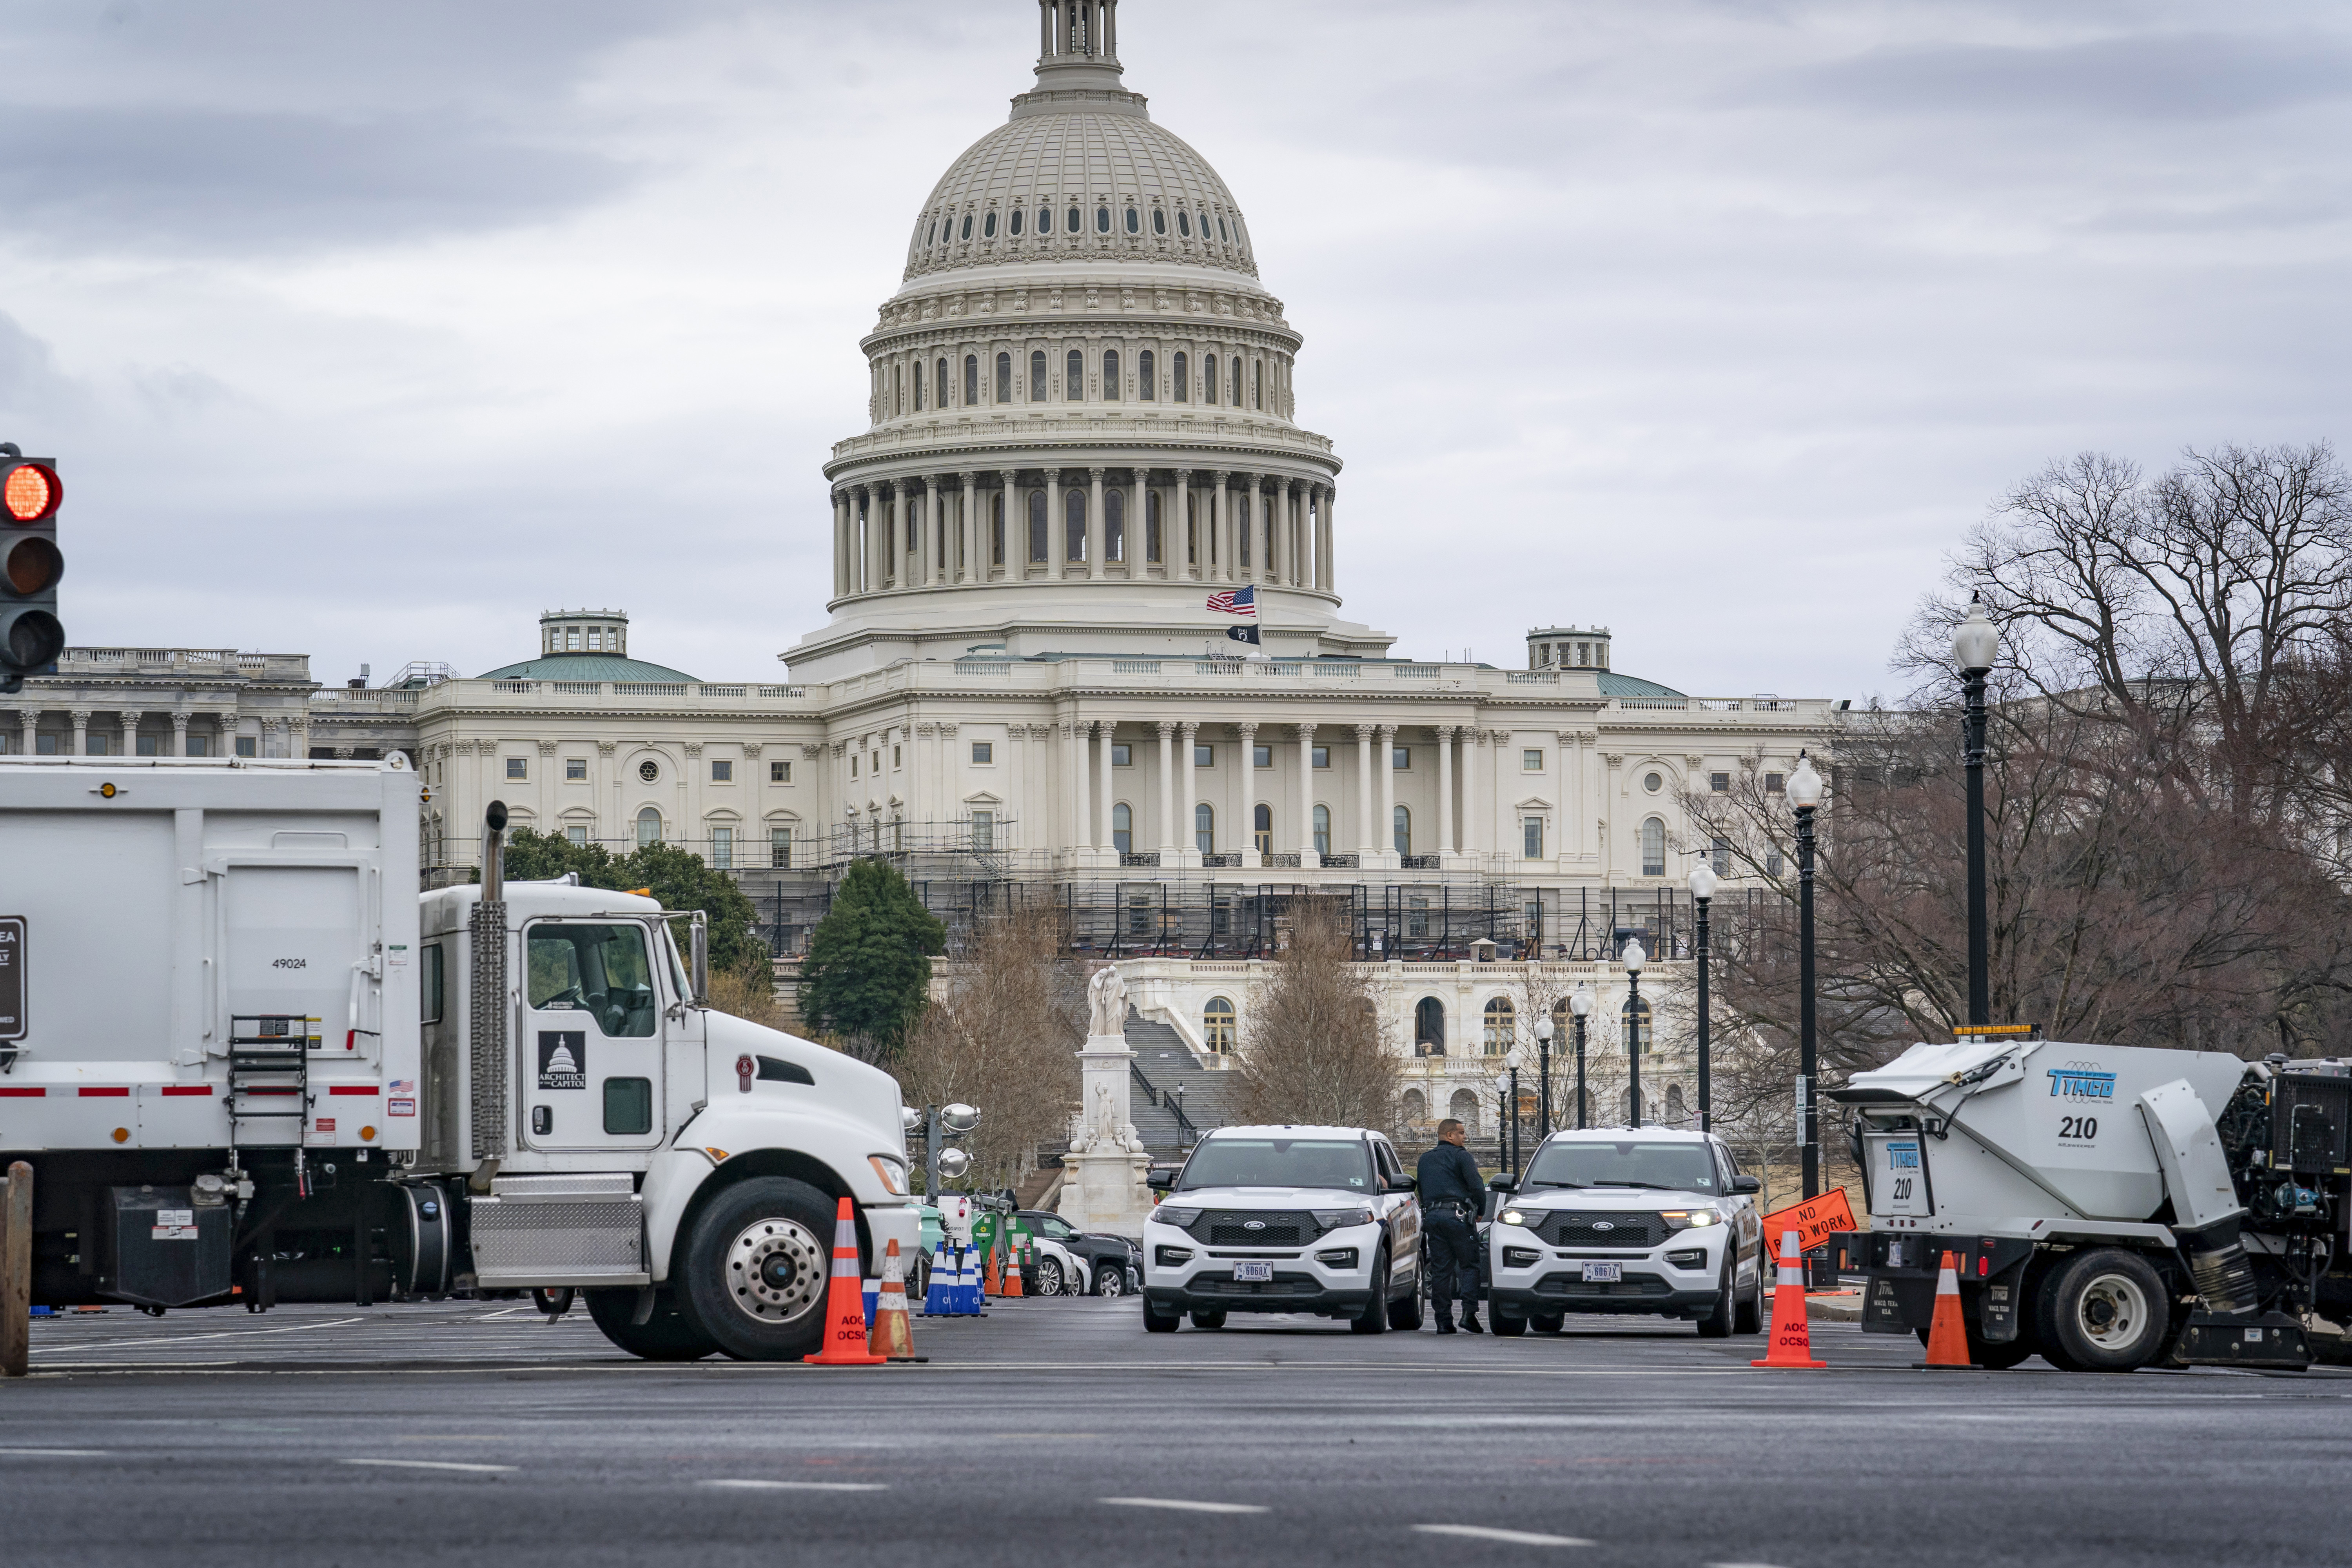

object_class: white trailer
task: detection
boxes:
[1824,1036,2350,1371]
[0,758,919,1360]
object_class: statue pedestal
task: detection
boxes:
[1056,1031,1155,1237]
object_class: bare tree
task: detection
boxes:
[1231,903,1402,1133]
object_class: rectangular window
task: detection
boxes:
[971,741,994,765]
[1765,772,1785,794]
[1311,746,1330,769]
[1253,744,1272,769]
[566,825,588,847]
[136,734,159,756]
[603,1076,654,1137]
[86,734,108,756]
[893,745,902,769]
[1710,771,1730,793]
[771,827,793,868]
[420,943,445,1024]
[1711,835,1731,876]
[1522,749,1543,772]
[1111,744,1132,768]
[34,733,56,755]
[187,735,209,757]
[711,826,733,868]
[1523,817,1544,858]
[711,759,733,782]
[235,736,257,758]
[566,757,588,780]
[1392,746,1410,770]
[849,756,858,779]
[771,760,791,783]
[971,810,994,852]
[1766,849,1785,877]
[1194,743,1213,767]
[506,757,527,780]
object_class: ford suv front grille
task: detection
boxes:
[1536,1211,1665,1248]
[1191,1210,1310,1246]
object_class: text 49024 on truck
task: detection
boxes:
[0,757,919,1360]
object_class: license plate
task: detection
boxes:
[1582,1261,1622,1283]
[1234,1262,1273,1282]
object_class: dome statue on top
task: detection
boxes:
[785,0,1394,682]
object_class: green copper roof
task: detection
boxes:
[477,652,699,682]
[1597,671,1685,699]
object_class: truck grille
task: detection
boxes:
[1535,1211,1664,1248]
[1193,1210,1310,1246]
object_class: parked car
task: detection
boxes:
[1484,1127,1766,1337]
[1016,1210,1142,1296]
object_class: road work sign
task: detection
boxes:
[1758,1188,1855,1255]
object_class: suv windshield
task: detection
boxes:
[1524,1140,1717,1192]
[1178,1138,1373,1192]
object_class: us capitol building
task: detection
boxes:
[5,3,1833,1136]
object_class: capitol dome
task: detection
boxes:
[787,0,1392,682]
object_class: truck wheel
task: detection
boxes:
[584,1287,718,1361]
[1695,1261,1735,1338]
[2036,1249,2167,1372]
[1350,1247,1392,1333]
[675,1177,838,1362]
[1143,1298,1181,1332]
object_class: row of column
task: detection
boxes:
[831,470,1336,598]
[1057,719,1490,865]
[2,708,257,757]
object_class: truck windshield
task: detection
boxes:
[1523,1140,1717,1192]
[1177,1138,1373,1192]
[528,923,657,1038]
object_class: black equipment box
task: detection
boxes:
[106,1185,233,1308]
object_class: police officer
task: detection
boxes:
[1416,1118,1485,1334]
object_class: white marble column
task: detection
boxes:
[960,471,979,583]
[1463,726,1483,860]
[120,710,140,759]
[15,708,35,758]
[1322,486,1337,590]
[832,490,850,597]
[69,708,90,758]
[1047,470,1063,575]
[1156,720,1176,860]
[1210,472,1230,584]
[1355,723,1376,858]
[1178,720,1199,864]
[1234,720,1258,867]
[1436,724,1455,856]
[171,711,190,757]
[1088,467,1106,580]
[1096,719,1116,854]
[1174,470,1193,579]
[996,468,1018,578]
[1293,723,1315,862]
[1063,718,1084,858]
[1377,722,1397,866]
[924,476,942,585]
[890,480,908,588]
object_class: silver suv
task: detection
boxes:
[1485,1127,1766,1338]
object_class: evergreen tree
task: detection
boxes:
[490,827,763,971]
[798,858,946,1061]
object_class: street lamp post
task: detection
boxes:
[1622,937,1646,1129]
[1952,595,1999,1030]
[1570,983,1592,1130]
[1788,752,1824,1198]
[1688,860,1717,1132]
[1534,1013,1555,1138]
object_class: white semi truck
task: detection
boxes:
[1824,1036,2350,1372]
[0,756,920,1360]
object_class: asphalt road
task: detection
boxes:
[6,1297,2350,1568]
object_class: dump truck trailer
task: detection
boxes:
[1824,1037,2350,1371]
[0,757,918,1360]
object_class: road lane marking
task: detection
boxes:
[343,1458,517,1474]
[30,1317,366,1354]
[0,1448,111,1457]
[1414,1525,1593,1547]
[1706,1561,1797,1567]
[1100,1497,1270,1514]
[702,1479,890,1492]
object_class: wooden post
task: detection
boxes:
[2,1160,32,1377]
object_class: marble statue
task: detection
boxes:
[1086,965,1127,1040]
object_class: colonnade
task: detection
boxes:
[831,468,1336,599]
[0,706,258,758]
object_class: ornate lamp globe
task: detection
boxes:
[1621,937,1646,975]
[1952,594,2000,675]
[1687,862,1718,902]
[1787,752,1824,811]
[1570,984,1593,1018]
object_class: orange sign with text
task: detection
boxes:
[1758,1188,1856,1255]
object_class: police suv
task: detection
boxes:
[1142,1125,1422,1332]
[1485,1127,1767,1337]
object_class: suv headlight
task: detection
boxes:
[1153,1207,1202,1228]
[1661,1207,1723,1230]
[1311,1207,1375,1230]
[1499,1208,1530,1228]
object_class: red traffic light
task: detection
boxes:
[2,461,61,523]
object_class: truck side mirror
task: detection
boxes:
[690,915,709,1007]
[1731,1175,1761,1194]
[1487,1175,1518,1194]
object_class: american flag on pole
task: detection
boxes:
[1205,584,1256,616]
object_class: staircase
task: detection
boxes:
[1122,1014,1236,1156]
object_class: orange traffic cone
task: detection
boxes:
[1750,1228,1828,1369]
[1002,1237,1025,1299]
[867,1239,924,1362]
[802,1196,886,1366]
[1916,1250,1976,1369]
[982,1245,1004,1298]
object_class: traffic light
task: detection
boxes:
[0,444,64,695]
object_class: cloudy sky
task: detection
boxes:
[3,0,2347,700]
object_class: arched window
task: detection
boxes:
[912,363,923,410]
[1125,205,1139,233]
[935,357,947,408]
[1203,997,1236,1054]
[1010,207,1024,236]
[1096,204,1110,233]
[1152,207,1166,235]
[1105,488,1125,561]
[1178,209,1192,237]
[1252,360,1261,409]
[1103,348,1120,400]
[1641,816,1666,877]
[959,212,972,240]
[1138,348,1155,400]
[1253,802,1272,854]
[1030,350,1047,402]
[893,362,904,413]
[1027,490,1048,563]
[1229,357,1242,405]
[1312,804,1330,856]
[983,209,997,238]
[636,806,662,847]
[1195,802,1214,854]
[1483,996,1516,1056]
[1666,1083,1688,1124]
[1448,1089,1479,1132]
[1145,489,1161,562]
[925,220,936,247]
[1065,488,1087,561]
[991,492,1005,565]
[1067,205,1082,234]
[1172,350,1188,402]
[964,354,978,405]
[1112,802,1132,856]
[1622,993,1653,1055]
[1394,805,1411,855]
[1416,998,1447,1056]
[1218,215,1230,243]
[1402,1089,1426,1125]
[1203,355,1218,405]
[1066,348,1084,400]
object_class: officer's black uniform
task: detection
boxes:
[1415,1138,1486,1332]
